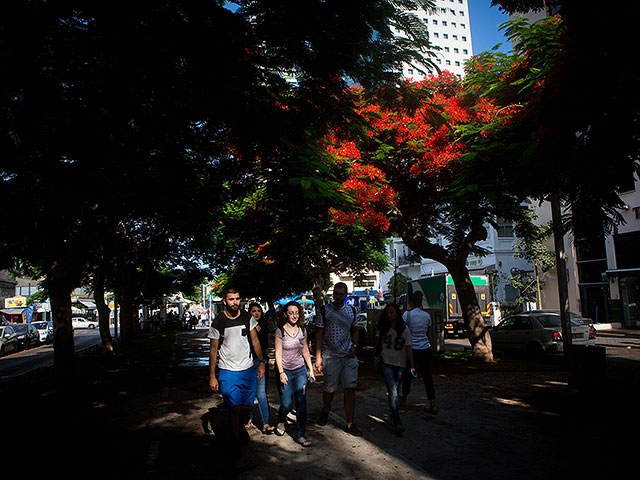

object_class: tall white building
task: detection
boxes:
[398,0,473,80]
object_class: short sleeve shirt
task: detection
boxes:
[208,311,258,371]
[403,308,432,350]
[316,303,357,359]
[380,327,412,368]
[275,326,307,370]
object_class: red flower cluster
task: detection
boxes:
[328,162,396,232]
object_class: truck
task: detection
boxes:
[407,274,491,337]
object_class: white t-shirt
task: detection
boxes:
[208,311,258,371]
[403,308,432,350]
[380,327,412,368]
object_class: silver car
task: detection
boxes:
[0,325,19,356]
[491,312,596,355]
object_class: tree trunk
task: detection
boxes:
[114,262,141,343]
[116,285,138,343]
[47,264,75,383]
[448,262,494,363]
[93,268,114,354]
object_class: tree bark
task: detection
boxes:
[116,285,138,343]
[448,262,494,362]
[47,263,75,383]
[93,268,114,354]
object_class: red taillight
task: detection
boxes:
[552,331,562,342]
[589,327,596,340]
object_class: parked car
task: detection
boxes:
[525,309,593,325]
[31,321,53,343]
[0,325,19,356]
[72,317,99,329]
[11,323,40,349]
[491,312,596,356]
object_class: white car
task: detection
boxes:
[72,317,99,329]
[31,321,53,343]
[491,312,596,355]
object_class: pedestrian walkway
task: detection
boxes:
[138,329,636,480]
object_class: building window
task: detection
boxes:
[407,68,413,75]
[433,19,438,25]
[436,58,442,64]
[453,35,458,40]
[497,218,514,238]
[454,48,459,53]
[434,32,439,38]
[463,49,468,54]
[459,11,464,16]
[461,36,467,41]
[442,21,447,26]
[461,23,466,29]
[634,206,640,219]
[445,60,451,65]
[443,33,448,39]
[452,22,456,27]
[444,46,450,52]
[455,61,460,66]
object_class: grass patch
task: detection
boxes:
[434,349,473,365]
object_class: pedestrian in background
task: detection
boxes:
[274,301,315,447]
[247,302,274,434]
[375,303,415,433]
[400,291,437,414]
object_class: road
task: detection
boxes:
[0,327,107,384]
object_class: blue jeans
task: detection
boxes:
[381,363,404,425]
[277,365,308,439]
[250,358,270,427]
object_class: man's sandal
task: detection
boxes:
[275,423,286,436]
[298,437,312,447]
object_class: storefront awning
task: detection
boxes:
[0,307,29,315]
[606,268,640,278]
[78,300,97,309]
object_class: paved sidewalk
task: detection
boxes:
[139,329,638,480]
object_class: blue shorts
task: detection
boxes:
[323,356,358,393]
[218,367,257,408]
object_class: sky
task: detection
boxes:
[468,0,511,54]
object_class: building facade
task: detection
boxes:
[397,0,473,80]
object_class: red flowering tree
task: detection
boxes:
[326,71,541,362]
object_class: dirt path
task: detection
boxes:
[144,330,636,479]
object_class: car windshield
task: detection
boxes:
[12,324,27,332]
[33,323,46,329]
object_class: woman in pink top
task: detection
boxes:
[274,301,315,447]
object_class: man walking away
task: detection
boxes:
[400,290,436,414]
